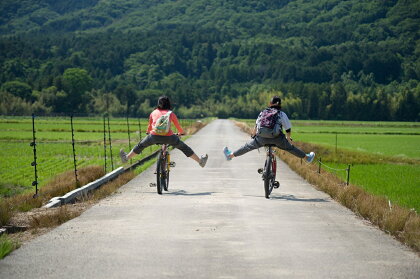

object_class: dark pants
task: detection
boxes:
[132,134,194,157]
[233,134,306,158]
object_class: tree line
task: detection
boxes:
[0,0,419,120]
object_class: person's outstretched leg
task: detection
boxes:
[120,135,155,163]
[276,136,315,163]
[168,135,208,168]
[224,137,262,160]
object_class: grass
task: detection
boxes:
[29,206,83,229]
[327,163,420,212]
[0,234,19,259]
[296,133,420,159]
[0,165,105,226]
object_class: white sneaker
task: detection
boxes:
[199,154,208,168]
[120,149,128,163]
[306,152,315,163]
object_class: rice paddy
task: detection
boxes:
[0,116,194,197]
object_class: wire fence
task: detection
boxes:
[0,115,195,198]
[300,156,351,186]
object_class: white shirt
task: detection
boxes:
[279,111,292,131]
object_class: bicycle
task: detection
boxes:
[257,144,280,199]
[154,143,176,194]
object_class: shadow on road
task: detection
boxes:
[165,190,215,196]
[243,194,329,202]
[270,194,329,202]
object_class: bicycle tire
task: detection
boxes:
[264,153,272,199]
[163,152,169,191]
[156,152,163,195]
[272,155,277,184]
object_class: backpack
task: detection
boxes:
[256,108,281,138]
[152,111,172,135]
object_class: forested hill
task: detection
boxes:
[0,0,419,120]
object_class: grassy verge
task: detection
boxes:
[235,120,420,252]
[0,234,19,259]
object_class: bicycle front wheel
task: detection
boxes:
[156,152,164,195]
[163,152,170,191]
[263,154,273,199]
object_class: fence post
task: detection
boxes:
[30,114,38,198]
[107,115,114,170]
[126,114,132,164]
[335,132,338,154]
[70,115,79,186]
[318,157,322,174]
[103,115,107,173]
[346,164,351,185]
[137,118,142,142]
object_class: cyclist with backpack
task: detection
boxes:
[223,96,315,163]
[120,96,208,167]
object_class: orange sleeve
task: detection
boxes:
[171,113,184,134]
[146,113,153,133]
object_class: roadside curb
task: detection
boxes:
[43,150,159,208]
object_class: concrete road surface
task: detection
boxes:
[0,119,419,278]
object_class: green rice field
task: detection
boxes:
[0,116,194,197]
[292,120,420,159]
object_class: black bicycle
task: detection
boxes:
[155,143,176,194]
[258,144,280,199]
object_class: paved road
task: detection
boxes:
[1,119,419,278]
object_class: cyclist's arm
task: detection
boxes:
[171,113,185,135]
[280,112,293,142]
[146,113,153,134]
[285,128,292,142]
[251,125,257,137]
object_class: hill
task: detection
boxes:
[0,0,419,120]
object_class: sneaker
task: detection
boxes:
[120,149,128,163]
[199,154,208,168]
[223,147,232,161]
[306,152,315,163]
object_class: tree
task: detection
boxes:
[62,68,92,112]
[1,81,32,101]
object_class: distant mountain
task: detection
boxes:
[0,0,419,120]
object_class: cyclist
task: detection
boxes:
[223,96,315,163]
[120,96,208,167]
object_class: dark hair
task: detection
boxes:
[157,96,172,110]
[269,96,281,109]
